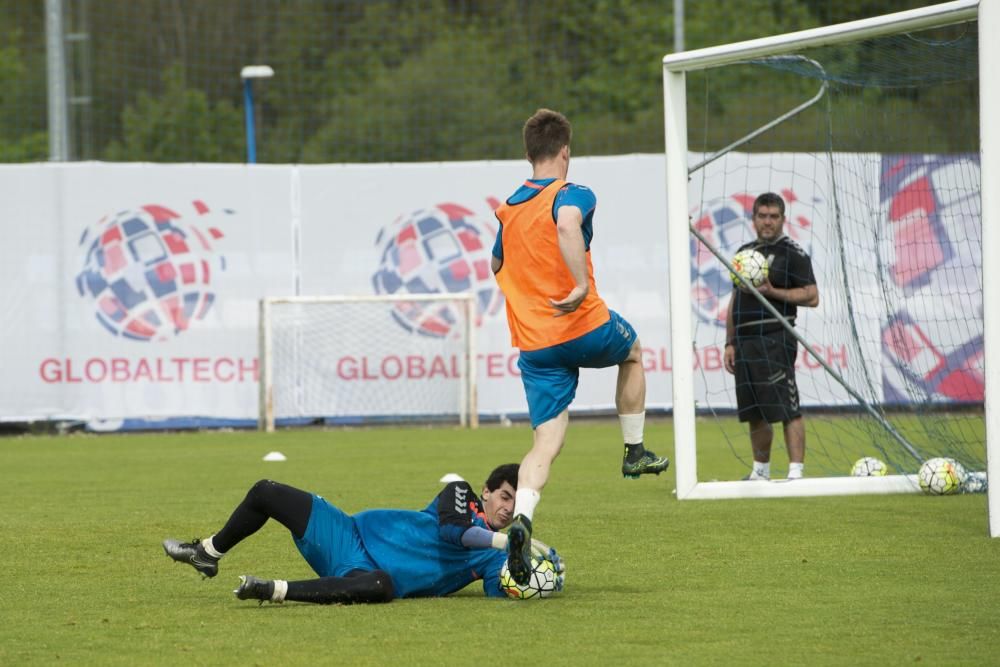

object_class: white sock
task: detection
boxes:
[619,412,645,445]
[202,536,225,559]
[271,579,288,603]
[788,462,804,479]
[514,488,541,523]
[753,461,771,478]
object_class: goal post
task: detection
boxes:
[258,293,478,432]
[980,0,1000,539]
[662,0,997,536]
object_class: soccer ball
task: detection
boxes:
[730,249,769,288]
[917,457,966,495]
[850,457,889,477]
[499,558,559,600]
[962,470,988,494]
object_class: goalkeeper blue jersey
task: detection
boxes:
[297,481,507,599]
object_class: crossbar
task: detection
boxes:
[663,0,978,72]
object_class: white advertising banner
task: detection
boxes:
[0,164,296,427]
[0,154,982,427]
[296,157,671,419]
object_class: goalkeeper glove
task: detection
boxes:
[530,539,566,592]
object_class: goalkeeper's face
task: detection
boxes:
[753,205,785,241]
[481,481,516,529]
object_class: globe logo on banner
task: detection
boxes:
[75,201,229,342]
[880,154,984,403]
[690,191,812,328]
[372,202,503,338]
[689,193,757,328]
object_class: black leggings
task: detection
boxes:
[212,479,312,553]
[286,570,395,604]
[212,480,395,604]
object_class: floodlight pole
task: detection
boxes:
[674,0,684,53]
[240,65,274,164]
[45,0,70,161]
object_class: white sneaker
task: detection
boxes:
[743,470,770,481]
[786,469,803,480]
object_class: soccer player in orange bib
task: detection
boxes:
[491,109,669,585]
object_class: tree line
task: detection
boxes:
[0,0,977,164]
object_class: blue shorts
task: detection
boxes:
[518,310,638,428]
[294,494,376,577]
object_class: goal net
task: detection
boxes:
[663,1,996,512]
[258,294,477,431]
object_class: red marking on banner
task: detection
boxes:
[438,203,474,218]
[101,226,122,245]
[103,245,127,274]
[142,204,180,221]
[156,262,176,282]
[163,233,189,254]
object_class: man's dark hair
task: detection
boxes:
[485,463,519,492]
[753,192,786,216]
[523,108,571,163]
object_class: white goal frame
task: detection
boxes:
[662,0,999,537]
[258,293,478,432]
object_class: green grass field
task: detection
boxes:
[2,419,997,666]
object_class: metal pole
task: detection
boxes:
[240,65,273,164]
[45,0,70,161]
[243,79,257,164]
[674,0,684,53]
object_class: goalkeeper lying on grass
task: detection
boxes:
[163,463,563,604]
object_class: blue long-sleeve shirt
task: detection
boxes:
[352,482,507,598]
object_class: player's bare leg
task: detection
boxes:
[617,340,669,479]
[519,411,568,492]
[508,410,568,585]
[783,416,806,479]
[746,418,774,480]
[616,340,645,414]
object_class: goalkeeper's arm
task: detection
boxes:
[469,530,565,590]
[459,528,551,557]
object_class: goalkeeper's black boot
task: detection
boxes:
[506,514,533,586]
[162,538,220,578]
[234,575,277,604]
[622,445,670,479]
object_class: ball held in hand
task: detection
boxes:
[730,249,769,288]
